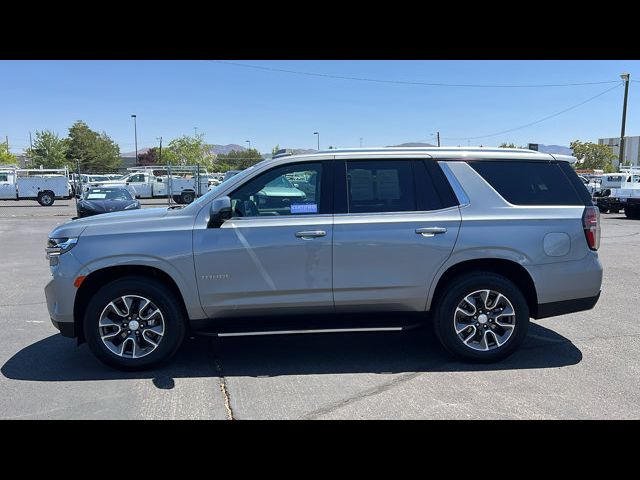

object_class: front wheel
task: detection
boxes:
[432,272,529,362]
[625,206,640,219]
[83,276,186,370]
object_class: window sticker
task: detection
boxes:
[350,169,374,201]
[291,203,318,214]
[377,169,401,200]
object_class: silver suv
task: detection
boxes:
[44,147,602,370]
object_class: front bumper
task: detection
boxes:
[44,252,84,338]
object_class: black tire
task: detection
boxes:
[598,205,609,214]
[432,272,529,363]
[172,195,184,204]
[611,208,621,214]
[625,206,640,219]
[83,276,186,370]
[181,191,195,204]
[37,191,55,206]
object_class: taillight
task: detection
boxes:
[582,206,600,251]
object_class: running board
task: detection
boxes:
[216,326,404,337]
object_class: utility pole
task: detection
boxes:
[157,136,163,164]
[29,131,33,150]
[314,132,320,150]
[360,137,363,148]
[437,131,441,147]
[619,73,630,168]
[131,114,138,166]
[5,136,8,153]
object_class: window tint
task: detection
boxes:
[346,160,415,213]
[413,160,445,211]
[230,162,323,217]
[0,173,8,182]
[469,161,584,206]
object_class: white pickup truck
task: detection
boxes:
[0,168,72,206]
[89,167,209,204]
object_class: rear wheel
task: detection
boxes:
[181,191,195,204]
[83,276,186,370]
[432,272,529,362]
[37,191,55,206]
[598,205,609,214]
[611,208,621,214]
[172,195,183,204]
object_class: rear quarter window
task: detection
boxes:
[469,160,586,206]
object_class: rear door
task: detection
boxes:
[332,157,461,312]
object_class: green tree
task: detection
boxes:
[0,143,15,165]
[26,130,69,168]
[216,148,263,170]
[570,140,617,171]
[499,142,521,148]
[164,134,214,168]
[66,120,121,171]
[271,144,280,155]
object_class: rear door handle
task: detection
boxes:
[295,230,326,239]
[415,227,447,237]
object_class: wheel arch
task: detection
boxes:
[73,265,190,344]
[428,258,539,318]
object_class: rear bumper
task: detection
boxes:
[535,291,601,319]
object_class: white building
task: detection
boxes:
[598,136,640,167]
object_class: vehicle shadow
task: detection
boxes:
[1,323,581,385]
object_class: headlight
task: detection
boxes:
[46,237,78,265]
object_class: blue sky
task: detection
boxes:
[1,60,639,154]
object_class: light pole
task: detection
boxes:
[359,137,363,148]
[157,136,163,164]
[619,73,630,168]
[131,115,138,166]
[245,140,251,151]
[314,132,319,150]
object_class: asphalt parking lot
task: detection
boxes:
[1,198,639,419]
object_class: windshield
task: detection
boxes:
[84,188,133,201]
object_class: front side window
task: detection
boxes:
[0,173,8,182]
[346,160,416,213]
[230,162,323,217]
[128,174,146,183]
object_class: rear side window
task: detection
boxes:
[346,160,415,213]
[469,161,585,206]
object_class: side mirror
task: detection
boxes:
[208,196,232,228]
[135,194,141,199]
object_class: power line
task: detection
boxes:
[441,83,623,141]
[213,60,622,88]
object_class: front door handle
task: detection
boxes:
[415,227,447,237]
[295,230,326,239]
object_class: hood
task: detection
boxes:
[78,199,137,213]
[50,207,169,239]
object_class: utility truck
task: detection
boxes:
[88,166,209,204]
[595,167,640,216]
[0,167,72,206]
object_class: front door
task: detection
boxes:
[0,172,15,199]
[332,158,461,312]
[193,161,334,318]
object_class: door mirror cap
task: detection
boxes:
[208,196,232,228]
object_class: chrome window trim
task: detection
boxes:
[438,161,470,206]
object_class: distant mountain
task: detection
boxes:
[208,144,247,155]
[537,144,573,155]
[388,142,436,147]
